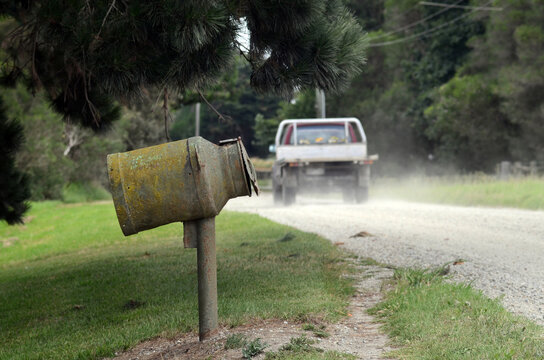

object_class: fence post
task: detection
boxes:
[530,161,537,177]
[499,161,511,180]
[514,161,523,177]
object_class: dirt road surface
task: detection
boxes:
[226,193,544,325]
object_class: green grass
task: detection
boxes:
[301,323,330,338]
[370,267,544,359]
[225,333,247,350]
[62,182,111,203]
[372,176,544,210]
[0,202,353,360]
[250,157,274,171]
[243,338,268,358]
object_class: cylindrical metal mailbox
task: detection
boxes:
[107,137,258,236]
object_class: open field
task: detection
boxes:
[0,202,352,360]
[372,176,544,210]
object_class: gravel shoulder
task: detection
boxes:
[226,193,544,326]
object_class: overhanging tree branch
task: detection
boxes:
[197,88,230,123]
[162,88,172,142]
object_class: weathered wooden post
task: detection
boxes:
[499,161,511,180]
[514,161,522,177]
[107,137,258,340]
[529,161,537,177]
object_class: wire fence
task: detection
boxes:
[496,161,542,179]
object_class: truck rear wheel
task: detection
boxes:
[342,187,355,203]
[273,182,283,205]
[355,186,368,203]
[282,186,296,206]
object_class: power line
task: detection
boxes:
[368,1,492,48]
[365,2,421,32]
[368,13,470,47]
[420,1,503,11]
[368,17,460,47]
[371,0,464,41]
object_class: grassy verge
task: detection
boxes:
[372,175,544,210]
[61,182,111,203]
[370,267,544,359]
[0,202,353,360]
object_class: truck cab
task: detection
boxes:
[272,118,377,205]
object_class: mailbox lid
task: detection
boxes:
[217,137,259,197]
[237,139,259,196]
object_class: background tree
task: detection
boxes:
[2,84,69,200]
[0,0,368,223]
[0,97,30,224]
[253,89,317,153]
[325,0,487,174]
[117,91,172,151]
[1,82,126,200]
[171,60,283,156]
[423,0,544,168]
[273,0,543,176]
[469,0,544,163]
[4,0,543,224]
[424,74,513,171]
[0,0,367,127]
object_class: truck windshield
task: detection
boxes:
[283,124,358,145]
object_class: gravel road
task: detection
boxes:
[226,193,544,326]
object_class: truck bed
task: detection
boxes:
[276,143,368,163]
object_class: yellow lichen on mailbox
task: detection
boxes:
[108,137,254,236]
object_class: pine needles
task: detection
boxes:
[0,0,367,126]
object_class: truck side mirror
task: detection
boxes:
[269,144,276,153]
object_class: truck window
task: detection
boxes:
[352,123,363,142]
[283,123,360,145]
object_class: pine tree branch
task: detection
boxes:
[234,39,253,65]
[84,0,92,14]
[30,28,42,95]
[4,20,34,42]
[197,88,230,123]
[81,48,100,127]
[96,0,117,40]
[163,88,171,142]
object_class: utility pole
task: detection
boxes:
[315,88,326,118]
[195,102,201,136]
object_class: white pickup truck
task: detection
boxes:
[271,118,378,205]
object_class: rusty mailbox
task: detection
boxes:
[107,136,258,340]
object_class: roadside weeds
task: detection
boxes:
[111,254,544,359]
[112,260,395,360]
[370,266,544,359]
